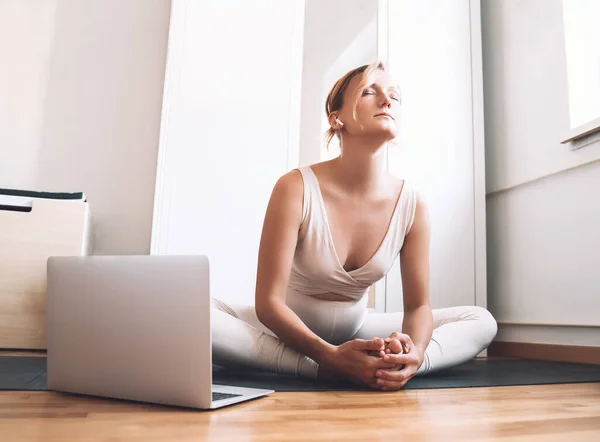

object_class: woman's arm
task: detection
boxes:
[255,170,398,387]
[371,192,434,390]
[254,170,336,364]
[399,193,433,359]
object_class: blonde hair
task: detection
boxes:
[324,60,386,149]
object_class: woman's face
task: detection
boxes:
[336,69,401,141]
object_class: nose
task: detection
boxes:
[380,93,392,108]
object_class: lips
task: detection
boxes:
[374,113,394,120]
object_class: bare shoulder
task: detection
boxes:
[264,168,305,227]
[270,169,304,204]
[407,190,430,235]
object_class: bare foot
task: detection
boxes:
[381,337,406,370]
[384,337,405,355]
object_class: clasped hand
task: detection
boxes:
[327,332,423,391]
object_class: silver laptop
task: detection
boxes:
[46,254,273,409]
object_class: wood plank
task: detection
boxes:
[0,383,599,441]
[489,341,600,365]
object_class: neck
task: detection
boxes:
[331,135,388,195]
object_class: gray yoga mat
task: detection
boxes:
[212,359,600,391]
[1,356,599,392]
[0,356,47,390]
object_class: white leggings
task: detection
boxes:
[211,291,498,380]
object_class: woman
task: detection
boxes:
[212,61,497,391]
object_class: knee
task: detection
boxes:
[211,297,239,318]
[470,306,498,346]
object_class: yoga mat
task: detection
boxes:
[1,356,599,392]
[213,359,600,391]
[0,356,47,390]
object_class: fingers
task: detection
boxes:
[396,365,417,382]
[375,377,408,391]
[352,337,385,352]
[374,367,415,391]
[376,368,408,381]
[373,358,401,370]
[380,352,411,366]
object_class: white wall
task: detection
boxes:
[482,0,600,345]
[0,0,171,255]
[0,2,56,189]
[152,0,305,305]
[384,0,482,311]
[299,0,377,166]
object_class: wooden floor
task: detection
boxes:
[1,351,600,441]
[1,384,599,441]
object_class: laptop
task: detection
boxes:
[46,254,274,409]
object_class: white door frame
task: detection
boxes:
[372,0,389,312]
[469,0,488,311]
[373,0,487,313]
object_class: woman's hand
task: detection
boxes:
[374,332,424,391]
[323,338,398,389]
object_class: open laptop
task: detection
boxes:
[46,254,273,409]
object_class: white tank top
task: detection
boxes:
[287,165,417,302]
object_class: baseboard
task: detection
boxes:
[488,341,600,365]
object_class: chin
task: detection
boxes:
[370,128,398,142]
[364,121,398,139]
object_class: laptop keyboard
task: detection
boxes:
[212,392,243,401]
